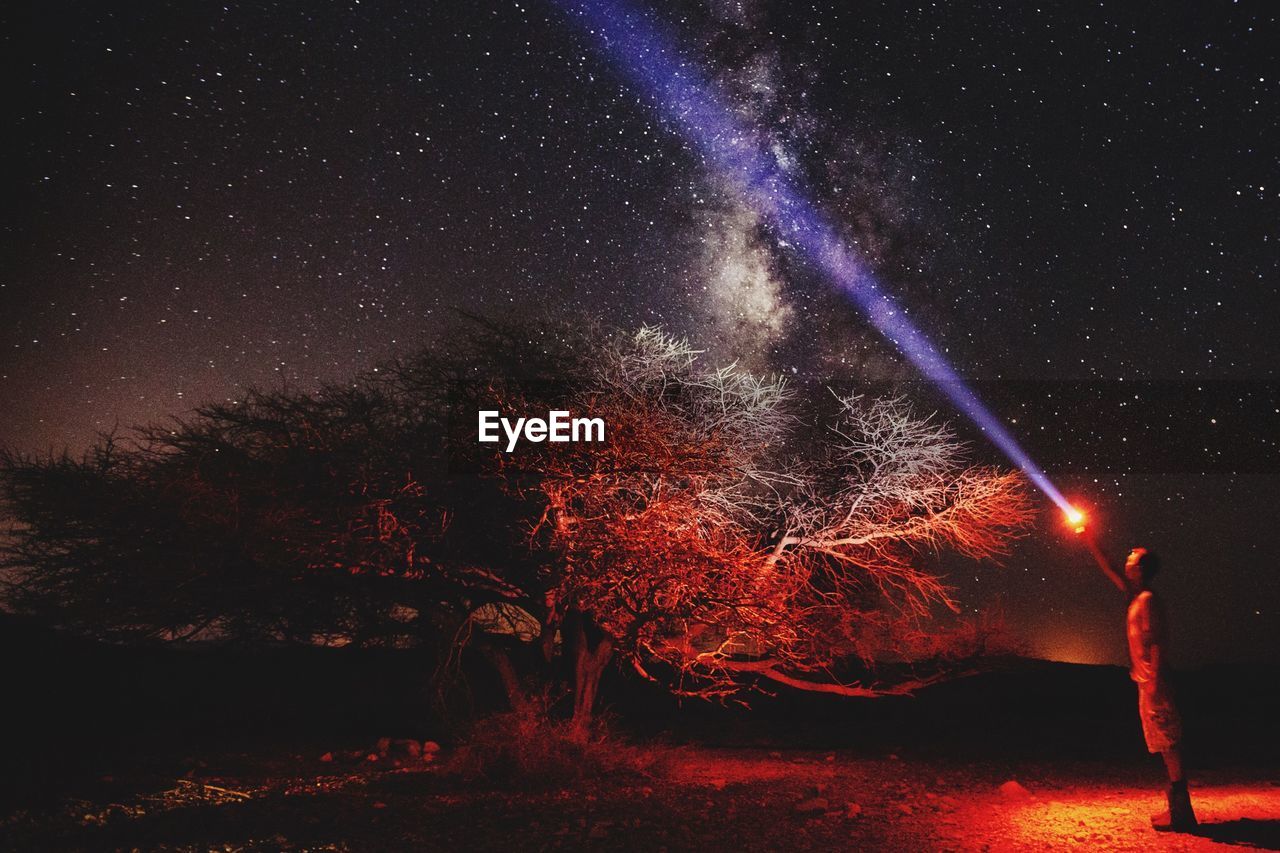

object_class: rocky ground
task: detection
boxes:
[4,632,1276,851]
[4,744,1278,851]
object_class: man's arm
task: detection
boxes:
[1083,534,1127,594]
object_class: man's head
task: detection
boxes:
[1124,547,1161,589]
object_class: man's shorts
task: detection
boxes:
[1138,683,1183,753]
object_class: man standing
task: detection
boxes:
[1089,543,1198,832]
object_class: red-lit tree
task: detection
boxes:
[490,328,1034,733]
[0,320,1033,737]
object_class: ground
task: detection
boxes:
[4,746,1278,851]
[4,635,1276,851]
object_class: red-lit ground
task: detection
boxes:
[967,782,1280,850]
[665,751,1280,851]
[5,747,1277,850]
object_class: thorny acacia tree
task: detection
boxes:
[495,328,1034,729]
[0,321,1033,734]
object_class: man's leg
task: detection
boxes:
[1153,747,1197,832]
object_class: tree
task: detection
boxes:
[0,386,471,647]
[491,328,1034,731]
[0,319,1034,737]
[0,317,591,711]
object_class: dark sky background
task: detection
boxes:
[4,0,1278,666]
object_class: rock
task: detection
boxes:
[319,752,334,763]
[844,802,863,819]
[999,780,1032,799]
[422,740,442,755]
[795,797,829,813]
[708,778,727,790]
[373,738,421,758]
[898,803,914,816]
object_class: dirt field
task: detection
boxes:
[5,746,1278,851]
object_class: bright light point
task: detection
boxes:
[1065,507,1086,533]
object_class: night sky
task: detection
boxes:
[5,0,1278,666]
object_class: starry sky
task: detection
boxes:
[5,0,1278,665]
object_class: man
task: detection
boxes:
[1090,543,1197,832]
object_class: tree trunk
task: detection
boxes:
[567,610,613,740]
[539,589,559,664]
[480,642,531,714]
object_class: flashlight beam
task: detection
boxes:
[552,0,1073,514]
